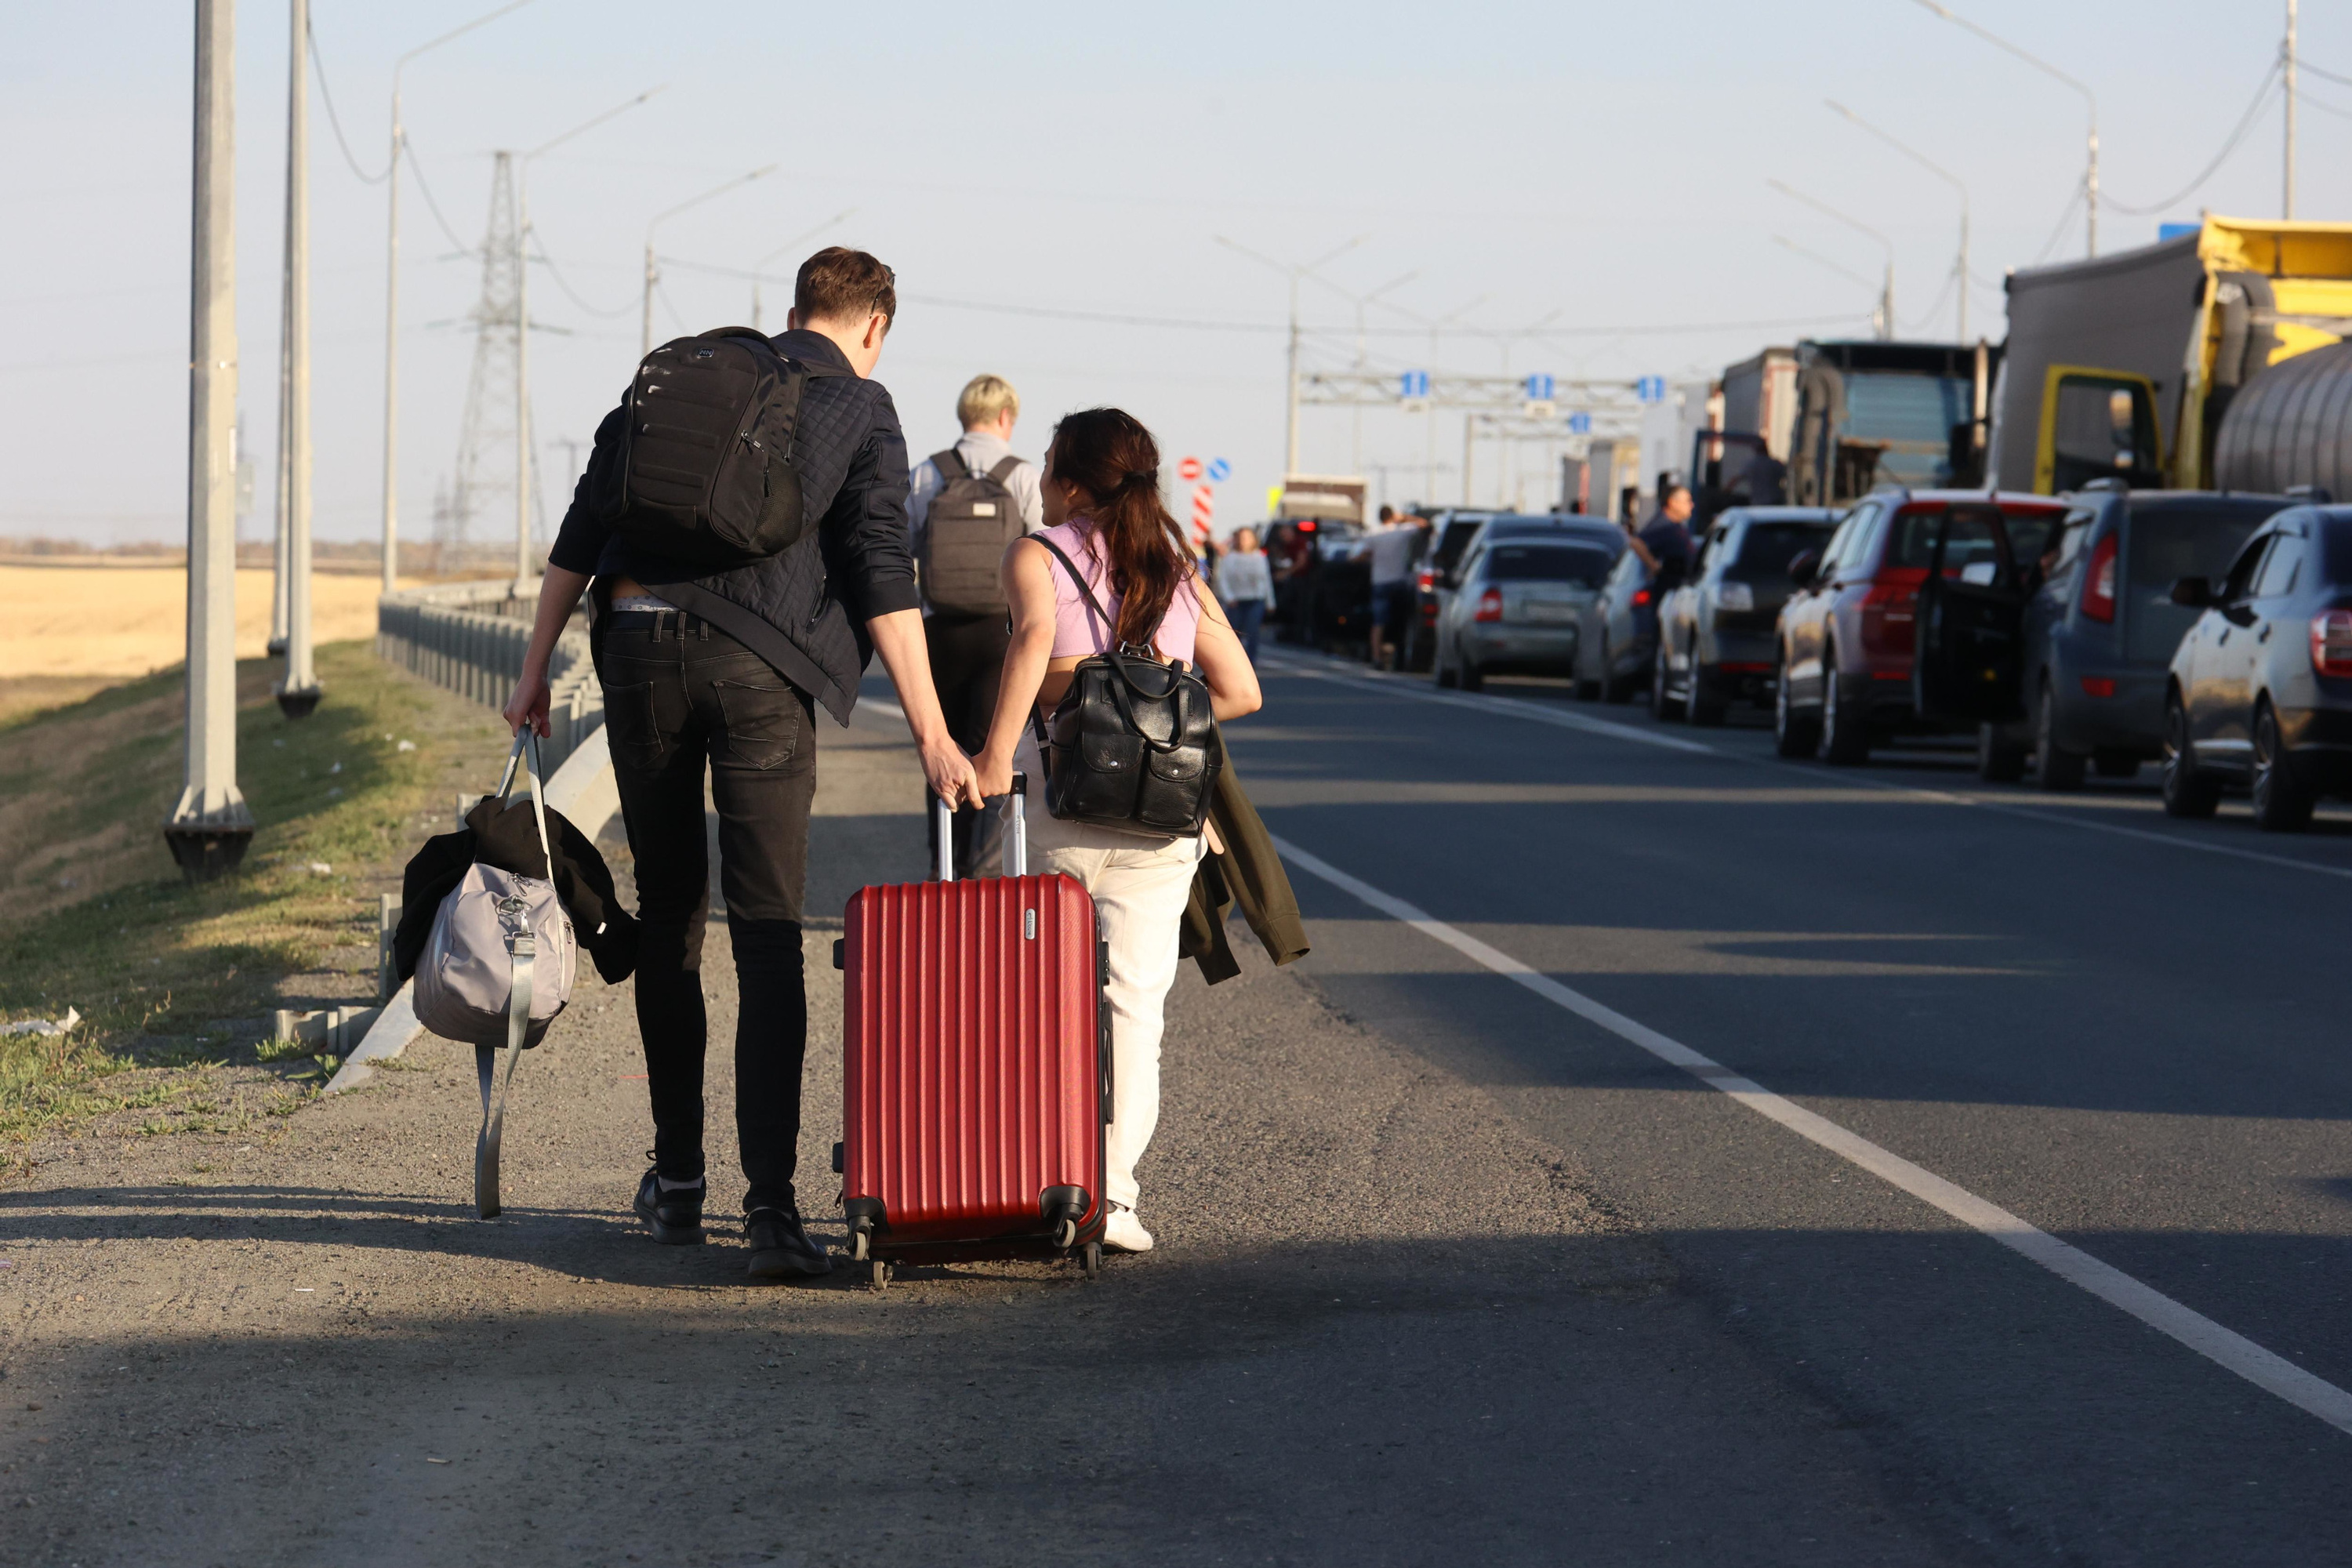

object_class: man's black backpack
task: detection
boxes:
[920,448,1026,616]
[1031,536,1219,837]
[584,327,843,568]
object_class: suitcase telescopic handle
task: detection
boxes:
[935,772,1028,882]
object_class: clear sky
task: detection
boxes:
[1,1,2339,546]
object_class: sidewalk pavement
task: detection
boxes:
[0,701,1958,1567]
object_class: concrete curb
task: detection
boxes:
[323,728,618,1096]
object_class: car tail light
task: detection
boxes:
[2081,533,2118,622]
[1298,520,1317,532]
[1474,588,1504,622]
[2080,676,2117,698]
[2311,609,2352,675]
[1858,570,1922,659]
[1632,588,1651,607]
[1717,580,1755,612]
[1416,568,1436,593]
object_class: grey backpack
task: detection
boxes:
[412,732,577,1218]
[920,448,1027,615]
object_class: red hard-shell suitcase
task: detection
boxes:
[833,775,1109,1287]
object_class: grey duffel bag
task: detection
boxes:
[412,731,577,1218]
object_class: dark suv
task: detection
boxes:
[2162,505,2352,829]
[1654,506,1835,723]
[1910,486,2290,786]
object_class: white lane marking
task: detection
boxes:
[1261,648,2352,884]
[1270,833,2352,1439]
[1259,653,1716,754]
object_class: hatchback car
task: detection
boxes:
[1911,486,2290,786]
[2161,505,2352,829]
[1774,488,2068,764]
[1653,506,1836,723]
[1433,533,1617,690]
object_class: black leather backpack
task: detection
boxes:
[584,327,844,568]
[1032,536,1220,837]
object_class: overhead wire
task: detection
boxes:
[2106,59,2282,216]
[307,26,389,183]
[402,138,477,256]
[531,245,637,318]
[2032,178,2088,266]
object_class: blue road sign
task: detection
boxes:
[1567,411,1592,434]
[1635,375,1668,404]
[1525,372,1555,403]
[1400,369,1430,400]
[1207,457,1231,483]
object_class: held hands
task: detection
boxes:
[970,745,1016,802]
[920,731,986,810]
[503,669,552,738]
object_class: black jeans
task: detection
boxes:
[597,612,815,1214]
[925,611,1011,877]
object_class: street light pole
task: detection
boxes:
[1827,100,1971,340]
[276,0,321,716]
[643,165,779,357]
[513,86,662,594]
[2285,0,2299,220]
[381,0,535,596]
[1213,233,1370,478]
[1911,1,2097,256]
[1770,180,1896,339]
[166,0,253,880]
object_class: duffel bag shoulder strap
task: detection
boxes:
[474,730,552,1220]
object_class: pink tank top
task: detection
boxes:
[1036,520,1203,662]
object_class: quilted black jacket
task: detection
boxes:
[547,328,920,723]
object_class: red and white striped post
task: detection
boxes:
[1191,484,1216,552]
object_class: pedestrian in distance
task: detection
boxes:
[1364,504,1424,672]
[907,373,1044,878]
[1628,482,1697,592]
[970,407,1263,1254]
[504,246,982,1280]
[1214,525,1274,662]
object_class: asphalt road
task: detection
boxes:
[8,650,2350,1565]
[1232,648,2352,1563]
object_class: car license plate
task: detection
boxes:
[1519,601,1577,624]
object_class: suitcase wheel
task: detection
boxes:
[869,1258,888,1290]
[850,1226,869,1263]
[1081,1242,1101,1279]
[1054,1218,1079,1251]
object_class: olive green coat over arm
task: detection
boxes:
[1179,734,1310,984]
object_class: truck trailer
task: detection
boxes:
[1990,214,2352,495]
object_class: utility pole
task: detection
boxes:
[166,0,253,880]
[276,0,320,716]
[382,2,535,597]
[1213,233,1369,479]
[1828,101,1970,341]
[2285,0,2299,220]
[643,166,777,357]
[1770,180,1895,339]
[1911,2,2096,256]
[449,154,521,566]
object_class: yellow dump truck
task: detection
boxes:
[1991,214,2352,495]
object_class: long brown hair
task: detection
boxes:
[1048,408,1195,652]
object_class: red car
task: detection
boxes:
[1774,488,2068,764]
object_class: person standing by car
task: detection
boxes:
[1629,483,1697,590]
[907,373,1044,877]
[1366,505,1425,670]
[1214,525,1274,661]
[503,247,982,1280]
[970,407,1263,1253]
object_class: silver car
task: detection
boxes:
[1433,534,1617,690]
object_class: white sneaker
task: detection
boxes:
[1102,1204,1154,1254]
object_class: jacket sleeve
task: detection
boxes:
[828,390,922,619]
[546,401,627,575]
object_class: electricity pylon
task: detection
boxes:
[445,151,539,568]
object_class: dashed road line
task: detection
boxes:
[1270,833,2352,1439]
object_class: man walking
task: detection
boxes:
[1364,504,1424,671]
[505,246,980,1279]
[906,374,1042,877]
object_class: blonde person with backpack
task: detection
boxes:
[908,374,1044,877]
[970,408,1263,1252]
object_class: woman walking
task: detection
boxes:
[971,408,1261,1253]
[1214,526,1274,662]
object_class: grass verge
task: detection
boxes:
[0,640,508,1167]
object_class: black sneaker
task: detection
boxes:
[634,1167,705,1245]
[744,1204,830,1279]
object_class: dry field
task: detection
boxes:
[0,561,407,682]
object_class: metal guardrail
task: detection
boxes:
[376,579,604,772]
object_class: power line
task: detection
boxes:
[307,26,389,183]
[2299,56,2352,89]
[402,138,476,256]
[2294,85,2352,122]
[531,245,637,318]
[2033,178,2088,265]
[2106,60,2281,216]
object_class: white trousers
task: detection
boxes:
[1014,733,1204,1212]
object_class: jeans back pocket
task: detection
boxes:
[711,679,804,770]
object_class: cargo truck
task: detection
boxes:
[1990,214,2352,496]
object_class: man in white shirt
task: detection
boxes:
[1365,505,1426,671]
[906,374,1044,874]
